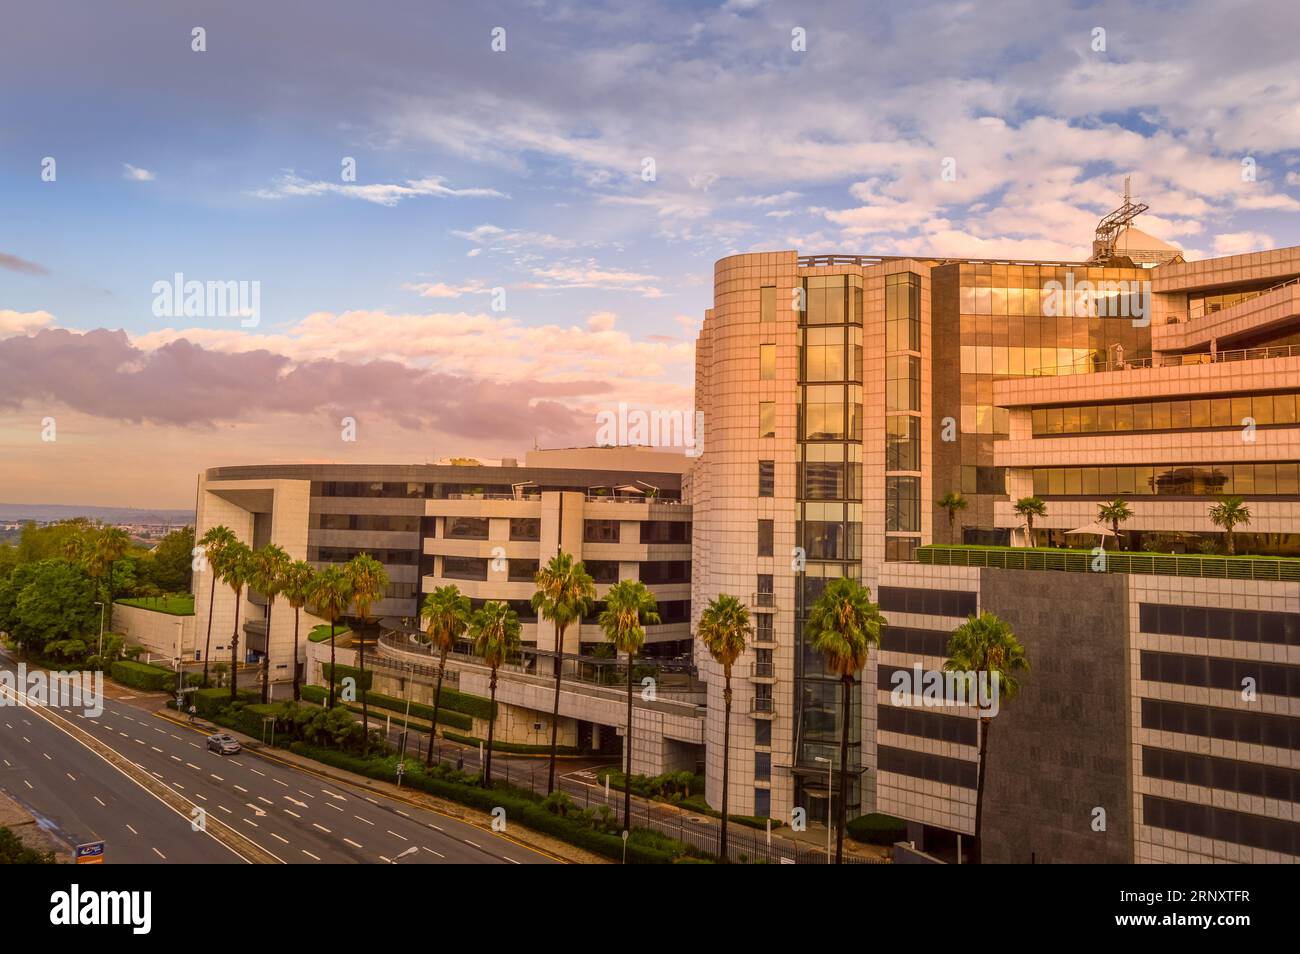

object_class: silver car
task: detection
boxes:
[206,733,241,755]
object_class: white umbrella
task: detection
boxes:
[1064,523,1116,537]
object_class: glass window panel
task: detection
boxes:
[1252,395,1274,426]
[1151,402,1172,429]
[759,343,776,380]
[1134,403,1152,430]
[1170,401,1191,429]
[1210,399,1233,427]
[761,286,775,322]
[1113,404,1134,431]
[759,401,776,438]
[1273,393,1296,424]
[1231,397,1252,427]
[1189,399,1211,428]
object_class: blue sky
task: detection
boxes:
[2,0,1299,506]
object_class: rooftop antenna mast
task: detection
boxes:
[1089,175,1149,264]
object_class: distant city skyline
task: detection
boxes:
[4,0,1300,507]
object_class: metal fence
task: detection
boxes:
[918,545,1300,581]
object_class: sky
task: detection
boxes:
[2,0,1299,508]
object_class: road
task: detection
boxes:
[0,653,558,865]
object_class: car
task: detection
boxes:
[206,733,242,755]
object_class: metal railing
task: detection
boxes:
[917,545,1300,581]
[1029,342,1300,376]
[752,592,776,609]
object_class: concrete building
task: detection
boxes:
[690,230,1300,862]
[191,448,702,772]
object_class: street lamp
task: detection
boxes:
[93,601,106,657]
[389,845,418,864]
[813,754,833,863]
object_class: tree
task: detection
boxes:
[1013,496,1047,547]
[943,612,1029,864]
[149,526,195,593]
[212,540,253,700]
[249,544,291,704]
[1096,498,1133,550]
[420,585,471,766]
[345,554,389,755]
[0,826,54,864]
[804,576,885,864]
[0,560,98,653]
[599,579,660,830]
[279,561,316,702]
[696,594,752,861]
[531,552,596,793]
[470,601,521,788]
[94,526,131,607]
[309,566,353,709]
[1208,496,1252,555]
[198,525,237,686]
[937,491,968,542]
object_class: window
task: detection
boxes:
[885,537,919,562]
[753,788,771,818]
[639,561,690,584]
[760,285,776,322]
[755,614,774,642]
[441,556,488,581]
[508,518,540,541]
[584,560,620,584]
[885,476,920,532]
[885,273,921,352]
[758,460,775,497]
[886,355,920,411]
[759,343,776,380]
[583,520,620,543]
[640,520,689,543]
[877,745,977,789]
[444,516,490,540]
[508,559,539,583]
[755,752,771,782]
[757,519,774,557]
[885,416,920,471]
[878,586,977,617]
[759,401,776,438]
[754,720,772,746]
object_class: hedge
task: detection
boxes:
[110,660,179,692]
[442,731,578,756]
[846,812,908,845]
[190,686,260,717]
[317,671,494,721]
[300,685,472,732]
[287,743,704,864]
[320,663,373,692]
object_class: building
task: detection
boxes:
[690,228,1300,862]
[191,448,700,768]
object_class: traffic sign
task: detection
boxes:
[75,841,105,864]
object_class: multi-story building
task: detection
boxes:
[193,446,692,691]
[690,230,1300,862]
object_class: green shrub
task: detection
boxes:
[110,659,177,692]
[309,624,349,643]
[190,686,258,716]
[846,812,907,845]
[300,685,473,731]
[320,663,374,691]
[0,826,55,864]
[442,731,577,755]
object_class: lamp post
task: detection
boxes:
[814,754,833,863]
[93,601,106,657]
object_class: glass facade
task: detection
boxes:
[794,273,863,822]
[886,273,922,560]
[1032,392,1300,436]
[1031,462,1300,497]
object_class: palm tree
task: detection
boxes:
[943,612,1029,864]
[937,491,968,542]
[696,594,752,861]
[249,544,291,704]
[95,525,131,607]
[599,580,660,831]
[1209,496,1252,555]
[212,541,253,700]
[470,601,521,788]
[1013,496,1047,547]
[531,552,596,793]
[804,576,885,864]
[345,554,389,755]
[420,585,471,766]
[309,566,353,709]
[279,560,315,702]
[1096,498,1133,550]
[198,525,237,686]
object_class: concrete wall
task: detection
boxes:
[111,603,197,662]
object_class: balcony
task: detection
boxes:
[751,696,775,716]
[752,592,777,610]
[752,661,776,679]
[917,545,1300,581]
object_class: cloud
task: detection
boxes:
[251,173,507,206]
[0,309,55,337]
[123,163,156,181]
[402,281,490,299]
[1212,231,1276,256]
[586,311,617,331]
[0,253,50,276]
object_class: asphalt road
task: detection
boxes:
[0,654,557,865]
